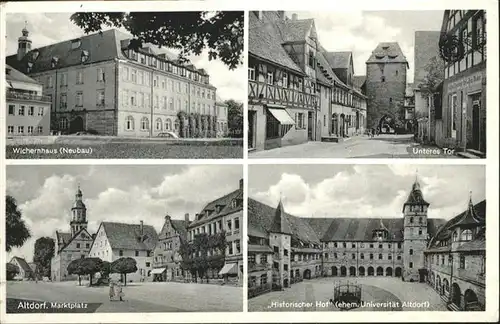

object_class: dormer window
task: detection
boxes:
[51,57,59,68]
[388,54,398,59]
[382,46,389,50]
[231,200,237,208]
[71,39,82,50]
[31,49,40,61]
[81,50,89,63]
[27,62,33,73]
[461,229,473,241]
[375,54,385,59]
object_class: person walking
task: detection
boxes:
[116,279,125,302]
[109,280,116,301]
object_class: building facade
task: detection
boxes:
[215,101,229,137]
[365,42,409,132]
[247,177,466,298]
[6,27,219,138]
[437,10,487,154]
[152,214,189,282]
[51,186,94,281]
[9,256,35,280]
[186,179,244,285]
[424,198,486,311]
[6,62,51,137]
[88,221,158,283]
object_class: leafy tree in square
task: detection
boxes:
[33,237,55,278]
[70,11,244,70]
[6,195,31,252]
[67,258,85,286]
[111,257,138,286]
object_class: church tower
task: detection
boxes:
[269,199,292,288]
[402,175,429,282]
[70,185,88,236]
[17,24,32,61]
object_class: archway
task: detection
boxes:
[349,266,356,277]
[436,275,442,294]
[295,269,300,279]
[386,267,393,276]
[376,266,384,276]
[340,114,346,137]
[284,279,289,288]
[303,269,311,280]
[355,111,360,130]
[430,272,435,287]
[464,289,479,311]
[358,266,365,276]
[367,267,374,276]
[332,113,339,136]
[378,115,395,134]
[340,266,347,277]
[451,283,462,309]
[70,116,84,134]
[395,267,402,277]
[443,278,450,295]
[331,266,338,277]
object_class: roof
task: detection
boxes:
[403,180,430,209]
[157,216,188,241]
[56,231,72,247]
[449,198,485,229]
[456,236,485,252]
[352,75,366,89]
[316,51,340,86]
[281,18,315,43]
[101,222,158,251]
[323,51,351,69]
[366,42,409,66]
[189,186,243,227]
[10,257,33,273]
[270,200,293,234]
[248,11,304,74]
[5,64,40,84]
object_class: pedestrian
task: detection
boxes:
[109,279,116,301]
[115,279,125,302]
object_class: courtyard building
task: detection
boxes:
[248,11,367,152]
[187,179,244,285]
[5,62,51,137]
[215,101,229,137]
[247,177,482,299]
[152,214,189,282]
[6,27,220,138]
[89,221,158,283]
[8,256,35,280]
[365,42,409,132]
[436,10,486,154]
[51,186,94,281]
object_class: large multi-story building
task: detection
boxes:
[186,179,244,285]
[51,186,94,281]
[365,42,409,132]
[424,198,485,311]
[248,11,367,151]
[6,27,220,137]
[436,10,486,154]
[5,62,51,136]
[248,177,485,300]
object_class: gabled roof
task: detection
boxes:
[5,64,40,84]
[189,186,243,227]
[352,75,366,89]
[157,216,189,241]
[57,227,93,253]
[10,256,33,273]
[323,51,351,69]
[101,222,158,251]
[248,11,304,74]
[270,200,293,234]
[281,18,315,43]
[367,42,409,67]
[56,231,72,247]
[403,180,430,209]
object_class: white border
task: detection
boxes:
[1,0,498,323]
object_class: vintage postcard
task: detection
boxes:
[5,165,243,313]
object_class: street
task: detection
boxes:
[249,134,460,159]
[6,281,243,313]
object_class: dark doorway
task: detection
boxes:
[284,279,289,288]
[358,266,365,276]
[464,289,480,311]
[386,267,393,277]
[367,267,374,276]
[451,283,462,309]
[340,266,347,277]
[470,95,481,150]
[419,269,427,283]
[248,110,256,149]
[395,267,402,277]
[332,114,338,136]
[308,112,314,140]
[70,116,84,134]
[349,266,356,276]
[303,269,311,280]
[376,267,384,276]
[331,266,338,277]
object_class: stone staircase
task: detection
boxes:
[457,149,486,159]
[447,302,460,311]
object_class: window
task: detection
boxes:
[97,68,105,82]
[141,117,149,131]
[378,254,383,260]
[76,243,81,248]
[451,94,457,138]
[297,113,305,129]
[381,76,385,82]
[418,229,423,235]
[146,262,151,267]
[27,126,34,135]
[369,243,374,248]
[388,254,392,260]
[59,118,68,130]
[369,253,373,260]
[18,106,25,116]
[282,73,288,88]
[76,70,84,84]
[156,118,162,131]
[7,126,14,134]
[8,105,15,115]
[397,255,402,260]
[235,218,240,230]
[130,92,136,106]
[266,72,273,85]
[48,76,53,87]
[379,244,383,249]
[96,90,105,106]
[333,253,337,259]
[334,242,337,248]
[410,217,414,223]
[461,229,473,241]
[308,50,315,67]
[17,126,24,134]
[343,242,347,248]
[360,253,364,260]
[409,249,413,255]
[409,262,413,268]
[389,97,392,103]
[452,231,458,241]
[352,243,356,248]
[28,106,34,116]
[76,92,83,107]
[352,253,356,260]
[135,251,139,257]
[61,73,68,86]
[459,255,465,269]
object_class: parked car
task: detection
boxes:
[156,132,179,139]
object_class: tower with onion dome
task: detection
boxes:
[70,185,88,236]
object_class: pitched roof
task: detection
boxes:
[366,42,409,66]
[11,256,33,273]
[449,198,485,229]
[403,180,430,209]
[189,186,243,227]
[323,51,351,69]
[352,75,366,89]
[102,222,158,251]
[171,219,189,241]
[316,51,340,86]
[5,64,40,84]
[248,12,304,74]
[56,231,72,248]
[281,18,315,43]
[270,200,293,234]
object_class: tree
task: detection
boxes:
[67,257,103,286]
[67,258,85,286]
[111,257,138,286]
[419,56,445,95]
[6,195,31,252]
[70,12,244,70]
[100,261,112,279]
[33,237,55,278]
[225,100,243,138]
[6,263,19,280]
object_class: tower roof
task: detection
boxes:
[270,199,293,235]
[449,194,484,229]
[403,177,429,211]
[367,42,409,67]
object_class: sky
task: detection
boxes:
[249,164,485,221]
[287,10,445,83]
[6,165,242,262]
[4,12,245,102]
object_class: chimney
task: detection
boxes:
[292,13,298,21]
[184,213,190,223]
[239,178,244,190]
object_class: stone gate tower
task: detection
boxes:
[365,42,408,130]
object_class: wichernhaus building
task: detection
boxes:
[6,26,220,137]
[248,11,367,152]
[436,10,486,154]
[248,177,486,306]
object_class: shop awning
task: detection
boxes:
[218,263,238,275]
[268,108,295,125]
[151,268,166,275]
